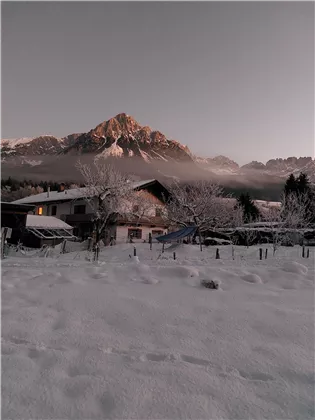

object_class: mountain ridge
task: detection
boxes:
[1,113,314,182]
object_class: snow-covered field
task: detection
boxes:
[2,244,314,419]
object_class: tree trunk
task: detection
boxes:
[193,217,202,251]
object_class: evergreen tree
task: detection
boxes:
[284,173,297,196]
[237,192,260,223]
[296,172,311,195]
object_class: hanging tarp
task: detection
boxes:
[156,226,197,243]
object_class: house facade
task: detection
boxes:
[12,180,170,243]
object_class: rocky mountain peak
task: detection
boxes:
[92,113,143,140]
[57,113,194,163]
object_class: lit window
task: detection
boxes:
[38,207,43,215]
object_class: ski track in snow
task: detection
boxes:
[2,244,315,420]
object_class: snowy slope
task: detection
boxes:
[2,244,314,419]
[1,134,81,159]
[1,137,33,148]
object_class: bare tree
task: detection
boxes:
[237,216,263,248]
[76,159,134,247]
[281,192,313,230]
[124,190,157,227]
[163,180,234,250]
[1,185,44,202]
[262,192,313,255]
[219,203,259,250]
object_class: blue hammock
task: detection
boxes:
[156,226,197,243]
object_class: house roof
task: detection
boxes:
[26,215,73,230]
[12,179,162,205]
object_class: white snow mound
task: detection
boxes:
[283,261,308,275]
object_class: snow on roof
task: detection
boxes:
[254,200,281,207]
[13,188,91,205]
[130,179,156,189]
[12,180,157,205]
[26,215,73,230]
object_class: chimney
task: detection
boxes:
[47,186,50,198]
[59,183,65,193]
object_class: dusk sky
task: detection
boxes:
[2,1,314,164]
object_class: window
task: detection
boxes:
[51,205,57,216]
[38,207,43,215]
[128,228,142,239]
[155,207,162,217]
[74,205,86,215]
[27,228,75,239]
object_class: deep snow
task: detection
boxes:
[1,244,314,419]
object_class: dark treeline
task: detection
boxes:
[1,177,84,192]
[222,184,284,202]
[2,176,284,201]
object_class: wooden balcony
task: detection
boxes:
[60,213,169,228]
[61,213,94,224]
[117,215,168,227]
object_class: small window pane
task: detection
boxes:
[74,205,86,215]
[128,228,142,239]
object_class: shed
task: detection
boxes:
[22,215,76,248]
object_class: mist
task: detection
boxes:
[2,154,285,201]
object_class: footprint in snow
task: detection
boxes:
[103,347,211,367]
[237,370,275,382]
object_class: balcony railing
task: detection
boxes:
[61,213,94,224]
[60,213,169,227]
[117,215,168,227]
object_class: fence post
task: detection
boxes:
[173,251,176,260]
[133,247,137,257]
[94,243,100,262]
[307,249,310,259]
[215,248,220,259]
[149,233,152,251]
[265,248,268,259]
[1,228,8,259]
[162,243,165,253]
[259,248,263,260]
[302,245,305,258]
[232,246,235,260]
[61,239,67,254]
[1,228,5,259]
